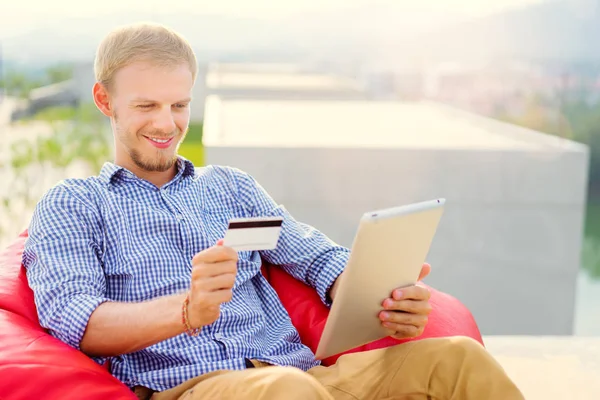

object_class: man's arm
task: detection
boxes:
[24,186,182,359]
[24,184,240,359]
[79,293,185,357]
[230,168,349,306]
[80,245,238,357]
[24,185,114,361]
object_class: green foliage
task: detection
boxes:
[25,106,77,122]
[45,63,73,84]
[24,102,104,125]
[582,203,600,279]
[186,122,204,143]
[0,62,74,98]
[0,103,111,240]
[178,142,205,166]
[0,70,44,98]
[9,122,111,172]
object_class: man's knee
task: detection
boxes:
[413,336,492,367]
[442,336,487,359]
[439,335,485,351]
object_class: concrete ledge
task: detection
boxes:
[484,336,600,400]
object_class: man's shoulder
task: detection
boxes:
[195,164,249,180]
[37,175,104,209]
[194,164,254,190]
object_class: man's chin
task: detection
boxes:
[132,153,178,173]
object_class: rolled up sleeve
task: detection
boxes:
[22,184,110,359]
[229,168,350,307]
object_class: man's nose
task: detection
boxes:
[153,106,177,134]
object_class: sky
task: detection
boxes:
[0,0,546,39]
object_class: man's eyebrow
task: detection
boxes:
[131,97,154,103]
[131,97,192,103]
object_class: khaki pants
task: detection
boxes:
[141,336,524,400]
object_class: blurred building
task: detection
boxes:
[358,62,426,101]
[422,61,564,118]
[191,62,368,122]
[28,80,79,115]
[203,96,589,336]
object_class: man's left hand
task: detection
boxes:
[379,263,432,340]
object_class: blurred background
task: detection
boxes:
[0,0,598,338]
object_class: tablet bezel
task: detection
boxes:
[314,198,446,360]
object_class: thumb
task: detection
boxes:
[418,263,431,281]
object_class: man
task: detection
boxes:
[23,23,524,400]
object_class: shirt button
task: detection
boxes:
[214,333,224,340]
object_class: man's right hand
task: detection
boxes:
[187,242,238,329]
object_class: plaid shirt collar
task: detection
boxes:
[98,156,196,187]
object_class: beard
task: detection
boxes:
[129,144,178,172]
[114,113,187,173]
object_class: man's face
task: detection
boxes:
[109,61,193,173]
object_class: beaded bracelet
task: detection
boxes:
[181,293,201,337]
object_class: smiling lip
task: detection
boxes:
[144,136,174,149]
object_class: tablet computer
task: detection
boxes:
[314,198,446,360]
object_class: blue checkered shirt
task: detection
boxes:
[23,157,349,391]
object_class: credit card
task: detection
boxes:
[222,216,284,251]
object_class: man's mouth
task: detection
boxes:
[144,136,175,148]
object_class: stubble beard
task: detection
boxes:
[115,113,185,173]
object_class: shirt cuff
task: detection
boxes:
[56,294,110,353]
[316,251,349,307]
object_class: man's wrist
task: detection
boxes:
[181,292,201,336]
[170,292,188,334]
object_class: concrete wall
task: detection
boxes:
[190,65,368,122]
[204,145,589,335]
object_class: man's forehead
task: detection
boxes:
[111,62,194,100]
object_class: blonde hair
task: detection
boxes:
[94,22,198,91]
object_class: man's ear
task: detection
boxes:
[93,82,113,118]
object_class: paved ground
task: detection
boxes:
[484,336,600,400]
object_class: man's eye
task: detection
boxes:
[138,104,153,109]
[174,103,189,109]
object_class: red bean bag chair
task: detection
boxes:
[0,231,483,400]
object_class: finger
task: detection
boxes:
[382,299,432,315]
[193,273,236,292]
[418,263,431,281]
[389,285,430,301]
[379,311,428,327]
[383,324,422,338]
[192,246,238,264]
[192,260,238,279]
[216,239,224,246]
[201,288,234,304]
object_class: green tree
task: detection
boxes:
[0,70,43,98]
[45,63,74,84]
[0,103,111,242]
